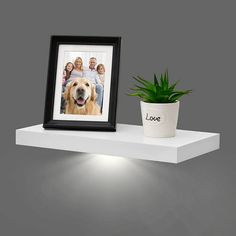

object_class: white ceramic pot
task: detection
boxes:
[140,101,180,138]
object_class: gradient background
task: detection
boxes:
[1,1,236,235]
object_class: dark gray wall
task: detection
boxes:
[1,1,236,235]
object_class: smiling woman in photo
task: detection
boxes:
[70,57,84,79]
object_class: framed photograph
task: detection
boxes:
[43,36,121,131]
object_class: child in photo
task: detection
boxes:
[61,62,74,114]
[62,62,74,86]
[96,64,105,86]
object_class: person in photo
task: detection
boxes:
[83,57,104,109]
[96,64,105,86]
[62,62,74,86]
[61,62,74,113]
[70,57,84,79]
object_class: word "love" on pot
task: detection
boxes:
[145,113,161,122]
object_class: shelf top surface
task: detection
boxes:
[17,123,219,148]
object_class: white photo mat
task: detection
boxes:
[53,44,113,121]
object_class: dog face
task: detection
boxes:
[64,77,96,108]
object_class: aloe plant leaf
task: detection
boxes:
[136,76,153,86]
[132,76,147,87]
[169,90,192,102]
[154,74,159,86]
[168,80,179,92]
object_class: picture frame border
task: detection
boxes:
[43,35,121,131]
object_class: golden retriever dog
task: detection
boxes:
[64,77,101,115]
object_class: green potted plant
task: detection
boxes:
[129,70,192,137]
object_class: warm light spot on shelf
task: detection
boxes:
[86,154,131,171]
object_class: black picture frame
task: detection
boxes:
[43,35,121,131]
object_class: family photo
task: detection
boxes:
[44,36,121,131]
[61,56,106,116]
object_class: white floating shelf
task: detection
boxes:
[16,124,220,164]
